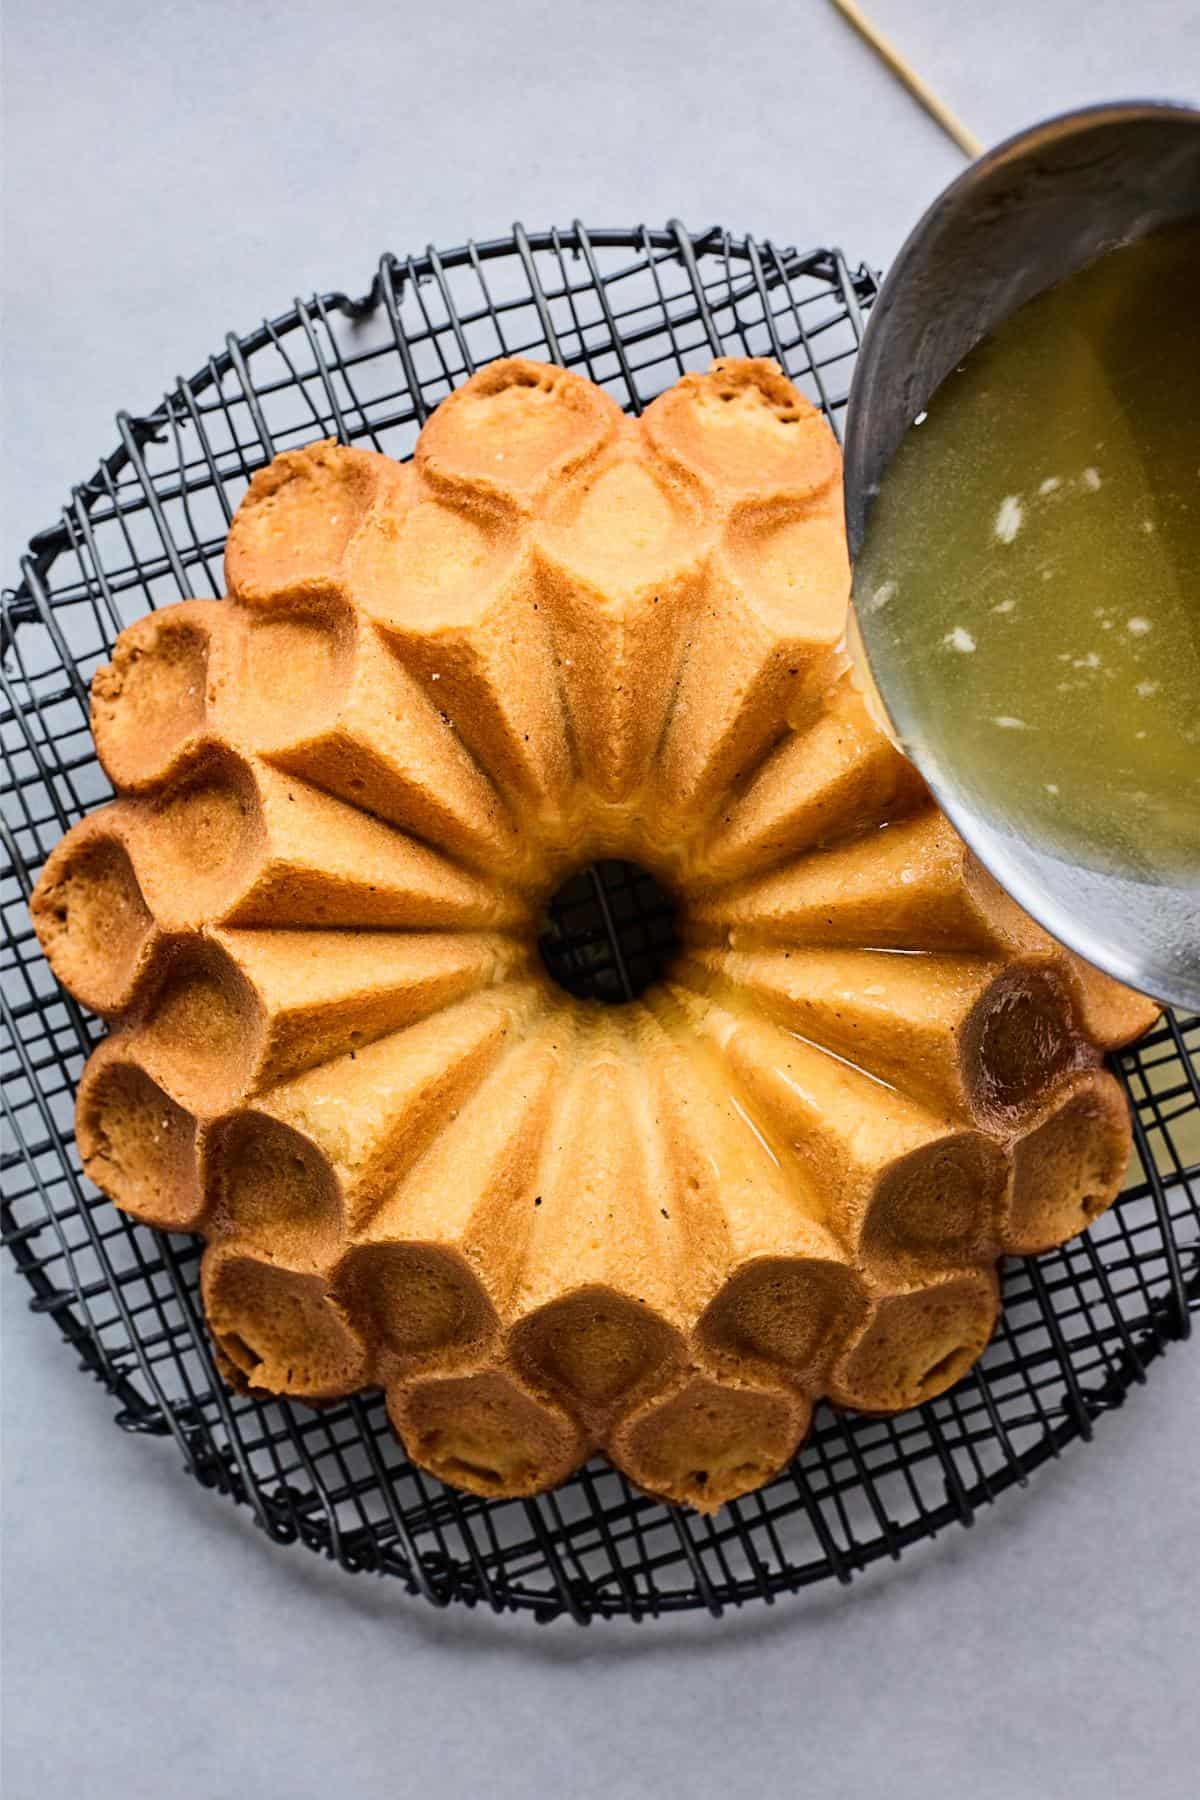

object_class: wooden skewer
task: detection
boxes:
[830,0,984,160]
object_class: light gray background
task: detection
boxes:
[3,3,1198,1796]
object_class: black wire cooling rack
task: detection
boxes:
[2,222,1198,1624]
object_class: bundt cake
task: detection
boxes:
[32,356,1158,1512]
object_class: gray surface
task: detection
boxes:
[2,2,1198,1795]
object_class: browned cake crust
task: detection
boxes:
[31,357,1158,1512]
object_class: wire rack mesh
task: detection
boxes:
[2,221,1197,1624]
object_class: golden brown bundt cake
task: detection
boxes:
[31,356,1158,1513]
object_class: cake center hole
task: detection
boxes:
[538,860,681,1004]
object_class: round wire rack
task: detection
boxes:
[2,222,1197,1624]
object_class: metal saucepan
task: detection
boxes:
[844,100,1200,1010]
